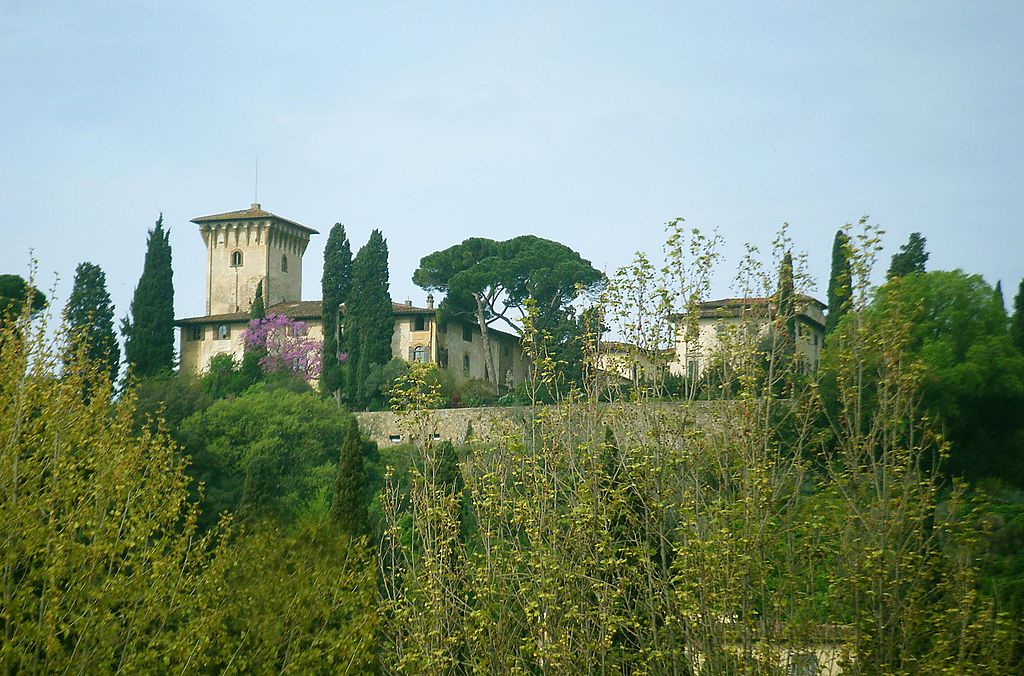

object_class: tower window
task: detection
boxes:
[217,324,231,340]
[230,250,243,267]
[414,316,425,331]
[188,325,204,341]
[281,254,288,272]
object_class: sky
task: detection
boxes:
[2,1,1022,330]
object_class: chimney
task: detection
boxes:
[426,293,434,310]
[405,299,413,307]
[251,202,261,210]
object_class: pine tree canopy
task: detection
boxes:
[887,232,929,279]
[64,262,120,386]
[0,274,47,322]
[321,223,352,403]
[825,230,852,335]
[123,213,175,379]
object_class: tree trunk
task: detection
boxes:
[473,292,500,395]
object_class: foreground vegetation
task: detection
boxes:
[3,222,1024,673]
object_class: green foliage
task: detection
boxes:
[887,230,929,278]
[331,417,370,535]
[0,273,47,322]
[122,213,175,379]
[777,249,796,356]
[1012,278,1024,354]
[345,229,392,409]
[249,279,265,320]
[414,234,604,390]
[868,270,1024,484]
[203,524,380,672]
[0,298,222,671]
[200,352,262,400]
[179,386,353,526]
[131,371,212,439]
[825,228,853,335]
[63,261,119,389]
[321,222,352,402]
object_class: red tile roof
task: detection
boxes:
[190,204,319,235]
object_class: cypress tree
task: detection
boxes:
[64,262,120,387]
[887,232,929,279]
[321,223,352,403]
[777,250,796,354]
[330,417,368,536]
[345,230,393,408]
[434,440,465,495]
[240,281,266,382]
[249,279,266,321]
[122,214,175,379]
[1012,279,1024,354]
[825,230,852,336]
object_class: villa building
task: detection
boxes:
[175,204,527,389]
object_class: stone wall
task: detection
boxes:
[354,401,723,447]
[355,405,533,446]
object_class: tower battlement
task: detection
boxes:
[191,203,318,315]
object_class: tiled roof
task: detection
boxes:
[176,299,519,339]
[190,204,319,235]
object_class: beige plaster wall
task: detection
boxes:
[201,220,309,315]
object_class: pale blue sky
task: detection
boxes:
[2,1,1022,325]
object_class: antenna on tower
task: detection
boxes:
[254,154,259,204]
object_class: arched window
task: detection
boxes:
[230,250,243,267]
[217,324,230,340]
[414,315,425,331]
[281,254,288,272]
[413,345,426,363]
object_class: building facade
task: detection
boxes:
[669,295,827,379]
[176,204,527,388]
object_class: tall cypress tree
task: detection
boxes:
[777,250,796,354]
[330,417,368,536]
[345,230,392,409]
[825,230,852,336]
[249,279,266,321]
[64,262,120,387]
[321,223,352,403]
[887,232,929,279]
[122,214,175,379]
[1012,279,1024,354]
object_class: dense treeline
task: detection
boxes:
[3,219,1024,672]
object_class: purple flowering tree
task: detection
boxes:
[241,313,324,382]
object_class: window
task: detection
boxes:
[463,354,470,376]
[813,333,819,347]
[217,324,230,340]
[438,322,448,334]
[388,434,402,444]
[188,325,203,341]
[686,357,700,380]
[462,323,473,342]
[281,254,288,272]
[414,315,425,331]
[230,250,243,267]
[439,348,449,369]
[412,345,427,363]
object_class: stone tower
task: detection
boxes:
[191,203,319,315]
